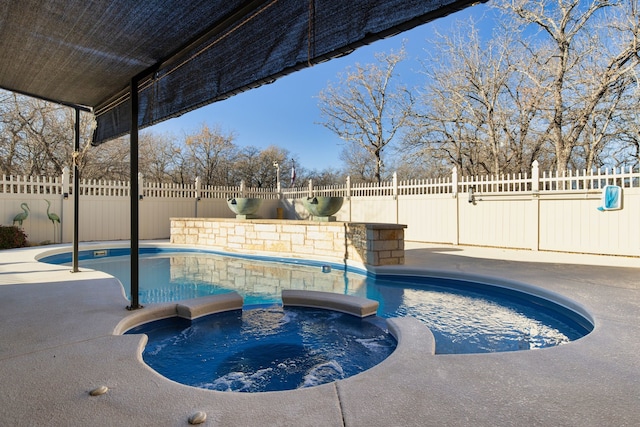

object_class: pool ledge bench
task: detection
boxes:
[114,292,243,334]
[176,292,244,320]
[282,290,379,318]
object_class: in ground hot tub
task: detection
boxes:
[124,291,397,392]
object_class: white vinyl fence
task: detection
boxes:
[2,161,639,257]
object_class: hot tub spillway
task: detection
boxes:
[124,291,398,393]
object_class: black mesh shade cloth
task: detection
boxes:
[0,0,482,144]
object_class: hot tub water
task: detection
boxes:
[127,306,397,392]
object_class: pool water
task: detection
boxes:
[126,306,397,392]
[44,249,593,354]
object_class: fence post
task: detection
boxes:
[452,166,459,245]
[346,176,352,222]
[61,167,70,243]
[194,177,201,217]
[530,160,540,251]
[392,172,398,200]
[308,179,313,198]
[346,175,351,199]
[195,177,201,199]
[392,171,399,224]
[451,166,458,197]
[531,160,539,193]
[137,173,144,200]
[62,167,70,198]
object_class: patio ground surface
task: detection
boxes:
[0,241,638,426]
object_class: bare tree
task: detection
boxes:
[79,131,185,183]
[318,47,412,183]
[138,131,182,183]
[338,142,377,182]
[77,135,130,181]
[0,92,26,175]
[0,92,68,175]
[182,124,237,186]
[403,1,640,176]
[0,90,136,181]
[233,145,261,187]
[403,19,552,176]
[610,97,640,168]
[0,91,100,177]
[502,0,640,172]
[235,145,294,188]
[304,167,346,186]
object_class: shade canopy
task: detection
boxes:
[0,0,482,145]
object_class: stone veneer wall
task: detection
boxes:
[170,218,406,267]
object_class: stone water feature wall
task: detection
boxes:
[170,218,406,267]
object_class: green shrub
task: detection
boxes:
[0,225,28,249]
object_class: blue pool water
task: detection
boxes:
[126,306,397,392]
[41,248,593,354]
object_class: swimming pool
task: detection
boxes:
[41,247,593,354]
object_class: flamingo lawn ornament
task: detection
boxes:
[45,199,61,243]
[12,203,30,227]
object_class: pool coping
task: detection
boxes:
[1,240,638,426]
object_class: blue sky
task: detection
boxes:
[150,3,494,172]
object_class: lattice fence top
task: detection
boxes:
[1,175,63,195]
[2,165,638,198]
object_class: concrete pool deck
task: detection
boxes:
[0,241,638,426]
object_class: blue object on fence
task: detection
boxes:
[597,185,622,211]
